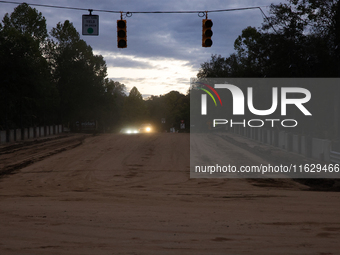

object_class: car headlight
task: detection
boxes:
[146,127,151,132]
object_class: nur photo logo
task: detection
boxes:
[194,79,312,129]
[190,78,340,179]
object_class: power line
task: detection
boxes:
[0,0,95,12]
[0,0,268,16]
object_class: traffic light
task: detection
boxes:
[117,19,127,48]
[202,19,213,47]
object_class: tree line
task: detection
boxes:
[0,3,189,133]
[198,0,340,78]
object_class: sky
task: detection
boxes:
[0,0,284,97]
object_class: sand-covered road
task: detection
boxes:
[0,133,340,254]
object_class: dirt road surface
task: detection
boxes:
[1,133,340,254]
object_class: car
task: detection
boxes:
[120,127,139,134]
[139,123,153,133]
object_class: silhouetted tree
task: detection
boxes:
[0,3,54,130]
[122,87,148,125]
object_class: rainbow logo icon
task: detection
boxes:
[196,82,222,107]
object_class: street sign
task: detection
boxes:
[82,15,99,35]
[180,123,185,129]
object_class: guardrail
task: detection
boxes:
[0,125,63,144]
[330,150,340,164]
[228,125,337,163]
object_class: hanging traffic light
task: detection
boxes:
[202,19,213,47]
[117,19,127,48]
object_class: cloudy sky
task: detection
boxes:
[0,0,283,97]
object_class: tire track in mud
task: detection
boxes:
[0,134,88,177]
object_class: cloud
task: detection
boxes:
[104,55,154,69]
[0,0,283,96]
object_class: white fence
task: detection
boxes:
[0,125,63,144]
[229,125,333,163]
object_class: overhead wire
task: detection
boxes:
[0,0,267,16]
[0,0,278,33]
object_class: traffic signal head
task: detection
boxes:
[117,19,127,48]
[202,19,213,47]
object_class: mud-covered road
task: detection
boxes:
[0,133,339,254]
